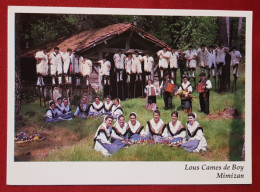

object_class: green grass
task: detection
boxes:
[17,64,246,161]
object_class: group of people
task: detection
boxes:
[44,96,124,123]
[94,110,208,157]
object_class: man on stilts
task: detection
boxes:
[184,45,198,88]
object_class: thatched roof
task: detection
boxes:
[22,23,170,58]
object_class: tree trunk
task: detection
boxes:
[217,17,230,92]
[15,14,22,120]
[237,17,243,50]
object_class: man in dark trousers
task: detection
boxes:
[198,72,212,115]
[160,72,175,110]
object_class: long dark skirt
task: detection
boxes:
[181,139,200,152]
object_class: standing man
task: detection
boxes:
[35,46,48,86]
[160,73,175,110]
[229,47,242,78]
[98,57,111,97]
[169,47,179,82]
[141,52,154,82]
[132,50,143,97]
[184,45,197,87]
[197,72,212,115]
[49,47,63,85]
[73,53,84,86]
[207,45,217,80]
[157,47,171,80]
[81,56,92,86]
[197,44,209,76]
[113,49,126,82]
[62,48,74,85]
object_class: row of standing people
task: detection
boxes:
[94,110,208,157]
[44,96,124,123]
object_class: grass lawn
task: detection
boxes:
[15,64,245,161]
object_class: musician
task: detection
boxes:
[35,46,48,87]
[125,53,132,84]
[111,114,129,148]
[229,47,242,78]
[177,75,193,113]
[141,52,154,82]
[111,98,123,119]
[144,79,159,111]
[98,57,111,85]
[207,45,217,80]
[62,48,74,84]
[113,49,126,82]
[169,47,179,81]
[197,44,210,76]
[103,96,114,116]
[74,96,89,119]
[73,53,84,86]
[88,96,104,117]
[44,100,64,123]
[145,110,167,143]
[160,72,175,110]
[181,113,208,152]
[81,56,92,86]
[157,47,171,79]
[184,45,197,82]
[49,47,63,85]
[162,111,186,145]
[198,72,212,115]
[94,115,119,157]
[128,112,146,143]
[216,43,229,77]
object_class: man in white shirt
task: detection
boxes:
[198,72,212,115]
[62,48,74,84]
[141,52,154,82]
[49,47,63,85]
[184,45,197,86]
[197,44,209,77]
[157,47,171,80]
[73,53,84,86]
[207,45,217,80]
[35,46,48,87]
[229,47,242,78]
[99,57,111,86]
[169,47,179,82]
[81,56,92,86]
[113,49,126,82]
[215,43,229,77]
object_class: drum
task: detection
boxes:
[165,83,175,93]
[197,83,205,93]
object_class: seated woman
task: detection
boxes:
[61,98,74,120]
[103,96,114,116]
[94,115,121,157]
[111,98,123,119]
[163,111,186,145]
[127,112,145,143]
[145,110,168,144]
[74,96,89,119]
[111,114,129,148]
[144,80,159,111]
[88,96,104,117]
[44,100,64,123]
[180,113,208,152]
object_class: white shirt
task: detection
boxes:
[197,48,209,68]
[74,103,88,116]
[132,54,142,74]
[44,107,58,119]
[207,50,216,68]
[111,104,123,117]
[162,120,186,139]
[142,56,154,72]
[62,52,74,74]
[111,121,128,140]
[169,51,179,69]
[114,53,126,70]
[145,84,159,96]
[216,47,229,65]
[73,56,83,74]
[124,57,132,74]
[94,123,111,144]
[128,120,145,136]
[49,52,62,66]
[187,121,207,152]
[230,50,242,67]
[81,59,92,76]
[104,101,114,112]
[35,51,48,75]
[99,60,111,76]
[184,49,197,68]
[157,50,171,69]
[89,102,104,113]
[146,118,165,136]
[178,81,193,93]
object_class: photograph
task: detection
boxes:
[7,6,252,185]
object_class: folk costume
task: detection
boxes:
[49,50,63,85]
[62,51,74,84]
[44,101,63,123]
[184,49,197,79]
[146,118,167,144]
[132,54,143,81]
[230,50,242,78]
[160,78,175,110]
[198,73,212,115]
[111,120,129,148]
[113,52,126,82]
[124,56,132,83]
[111,104,123,119]
[88,101,104,117]
[144,84,159,111]
[163,120,186,144]
[74,103,89,118]
[73,55,84,86]
[178,80,193,112]
[141,55,154,81]
[103,100,114,116]
[207,49,217,78]
[216,46,228,76]
[169,50,179,80]
[197,47,210,76]
[35,50,48,86]
[157,49,171,79]
[81,58,92,86]
[181,120,208,152]
[99,59,111,85]
[128,120,145,143]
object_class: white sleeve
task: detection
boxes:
[74,106,80,116]
[206,80,212,89]
[162,127,169,138]
[99,132,111,144]
[188,85,193,92]
[145,124,150,137]
[175,130,186,139]
[193,129,203,141]
[159,81,164,89]
[45,110,53,118]
[111,129,121,139]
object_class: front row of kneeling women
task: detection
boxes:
[94,110,209,157]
